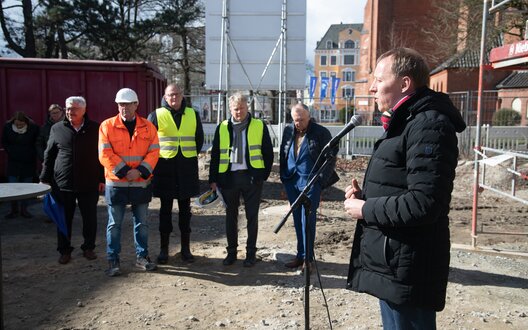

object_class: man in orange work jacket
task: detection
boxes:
[99,88,160,277]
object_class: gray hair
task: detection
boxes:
[65,96,87,108]
[229,92,248,105]
[291,103,310,114]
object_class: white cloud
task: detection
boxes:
[306,0,367,63]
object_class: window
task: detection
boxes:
[343,70,355,82]
[342,87,354,98]
[330,56,337,65]
[320,55,327,66]
[344,55,355,65]
[320,71,327,78]
[512,98,522,113]
[326,40,333,48]
[330,72,336,78]
[344,40,354,49]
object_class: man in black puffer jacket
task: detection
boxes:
[40,96,105,265]
[344,48,466,329]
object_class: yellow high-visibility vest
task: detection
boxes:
[156,107,197,158]
[218,118,264,173]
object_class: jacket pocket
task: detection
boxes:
[360,227,399,276]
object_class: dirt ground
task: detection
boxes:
[1,157,527,329]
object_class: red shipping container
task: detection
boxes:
[0,58,166,180]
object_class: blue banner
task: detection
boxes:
[309,76,317,102]
[320,77,329,101]
[331,77,341,105]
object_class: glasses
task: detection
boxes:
[49,110,62,115]
[166,93,181,98]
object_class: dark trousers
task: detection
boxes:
[221,171,263,256]
[159,197,192,234]
[57,190,99,255]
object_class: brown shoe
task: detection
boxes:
[301,261,314,275]
[58,253,71,264]
[83,250,97,260]
[285,258,304,268]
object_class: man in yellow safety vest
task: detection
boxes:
[148,83,204,264]
[209,92,273,267]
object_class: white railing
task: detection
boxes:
[202,123,528,157]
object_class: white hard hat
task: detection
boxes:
[115,88,138,103]
[195,189,224,208]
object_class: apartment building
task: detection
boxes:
[313,24,362,122]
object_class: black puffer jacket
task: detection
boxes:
[347,87,466,311]
[39,116,103,192]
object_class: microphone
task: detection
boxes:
[324,115,362,150]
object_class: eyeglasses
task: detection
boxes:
[49,111,62,115]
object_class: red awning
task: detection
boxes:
[490,40,528,69]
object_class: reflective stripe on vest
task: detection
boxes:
[156,107,197,158]
[218,118,265,173]
[105,178,151,188]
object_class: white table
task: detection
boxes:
[0,183,51,329]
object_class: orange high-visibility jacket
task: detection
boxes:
[99,115,159,187]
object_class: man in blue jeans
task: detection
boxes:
[279,103,338,274]
[99,88,160,277]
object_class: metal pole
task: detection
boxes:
[282,0,288,141]
[345,96,350,156]
[216,0,227,124]
[277,0,287,142]
[471,0,489,248]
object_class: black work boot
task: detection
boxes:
[157,232,170,264]
[5,202,19,219]
[180,232,195,263]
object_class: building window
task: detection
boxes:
[355,40,360,48]
[330,56,337,65]
[512,98,522,113]
[330,72,336,78]
[344,40,354,49]
[326,40,333,49]
[344,55,355,65]
[342,87,354,98]
[320,55,327,66]
[320,71,327,78]
[343,70,355,82]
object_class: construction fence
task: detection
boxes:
[190,91,528,157]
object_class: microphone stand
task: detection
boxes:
[274,145,336,330]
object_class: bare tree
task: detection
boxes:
[153,0,205,97]
[422,0,528,67]
[0,0,37,57]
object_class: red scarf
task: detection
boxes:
[381,93,414,130]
